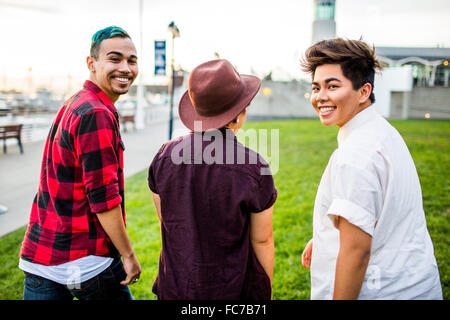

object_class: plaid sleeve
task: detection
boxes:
[76,107,122,213]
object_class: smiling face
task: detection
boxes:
[87,36,138,103]
[311,64,372,128]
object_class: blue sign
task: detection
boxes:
[154,40,166,76]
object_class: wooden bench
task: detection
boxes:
[120,114,135,132]
[0,124,23,154]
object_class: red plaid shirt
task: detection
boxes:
[20,80,125,265]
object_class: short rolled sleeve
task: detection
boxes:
[148,144,167,194]
[327,161,383,237]
[77,109,122,213]
[148,159,158,194]
[248,164,277,213]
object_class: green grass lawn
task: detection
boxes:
[0,119,448,300]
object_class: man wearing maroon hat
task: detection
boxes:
[148,59,277,299]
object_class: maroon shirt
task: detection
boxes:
[20,81,125,265]
[148,129,277,299]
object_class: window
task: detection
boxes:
[316,1,335,20]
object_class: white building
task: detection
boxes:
[311,0,336,44]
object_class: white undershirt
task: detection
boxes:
[19,256,113,286]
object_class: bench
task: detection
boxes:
[0,124,23,154]
[120,114,135,132]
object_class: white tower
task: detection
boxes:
[311,0,336,44]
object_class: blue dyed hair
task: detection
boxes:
[90,26,131,59]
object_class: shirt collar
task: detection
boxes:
[337,105,377,147]
[83,80,118,115]
[193,128,237,141]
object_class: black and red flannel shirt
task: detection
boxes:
[20,80,125,266]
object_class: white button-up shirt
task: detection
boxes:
[310,106,443,300]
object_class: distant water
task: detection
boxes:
[0,104,178,145]
[0,113,54,143]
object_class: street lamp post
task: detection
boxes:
[135,0,145,129]
[168,21,180,140]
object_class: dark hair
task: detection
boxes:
[224,107,248,129]
[300,38,383,103]
[90,26,131,59]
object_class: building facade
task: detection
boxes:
[311,0,336,44]
[376,47,450,119]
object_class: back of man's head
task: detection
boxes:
[90,26,131,59]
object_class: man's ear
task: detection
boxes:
[86,56,95,73]
[359,82,372,104]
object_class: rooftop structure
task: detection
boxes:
[376,46,450,87]
[311,0,336,44]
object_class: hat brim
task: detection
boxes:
[178,75,261,132]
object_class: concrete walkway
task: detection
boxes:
[0,118,187,237]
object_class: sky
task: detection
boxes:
[1,0,450,94]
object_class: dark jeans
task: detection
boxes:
[23,257,134,300]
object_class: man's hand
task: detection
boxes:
[96,205,142,286]
[301,239,313,269]
[120,253,141,285]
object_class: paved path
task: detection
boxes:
[0,118,187,237]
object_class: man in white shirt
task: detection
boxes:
[300,38,442,300]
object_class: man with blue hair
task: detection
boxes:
[19,26,141,300]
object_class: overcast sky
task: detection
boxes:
[1,0,450,92]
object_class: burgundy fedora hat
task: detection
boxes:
[179,59,261,132]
